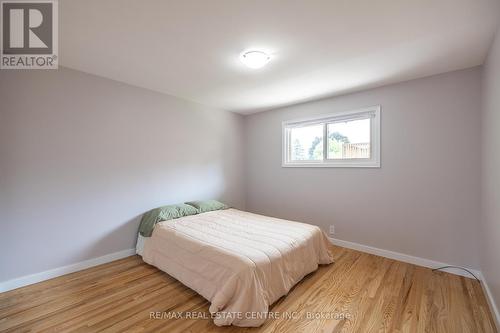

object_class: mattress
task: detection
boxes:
[141,208,333,327]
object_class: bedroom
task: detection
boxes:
[0,0,499,332]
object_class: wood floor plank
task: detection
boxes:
[0,262,155,319]
[0,265,161,331]
[35,273,176,332]
[0,245,496,333]
[0,256,143,305]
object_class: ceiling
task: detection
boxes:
[60,0,500,114]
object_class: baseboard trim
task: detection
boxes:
[477,271,500,329]
[328,237,499,327]
[0,248,136,293]
[328,237,481,279]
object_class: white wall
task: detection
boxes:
[481,28,500,312]
[244,68,482,269]
[0,67,245,282]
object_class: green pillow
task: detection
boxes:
[185,200,229,213]
[138,203,198,237]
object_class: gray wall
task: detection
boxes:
[0,68,245,282]
[0,64,490,286]
[481,28,500,312]
[244,68,482,269]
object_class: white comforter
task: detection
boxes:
[142,208,333,327]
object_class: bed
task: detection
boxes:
[136,207,333,327]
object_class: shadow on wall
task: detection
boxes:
[82,160,229,258]
[76,215,142,261]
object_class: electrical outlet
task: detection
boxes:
[329,225,335,236]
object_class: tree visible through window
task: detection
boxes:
[327,118,370,159]
[283,107,380,167]
[289,124,323,161]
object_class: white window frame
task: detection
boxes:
[282,106,381,168]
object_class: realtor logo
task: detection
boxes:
[1,0,58,69]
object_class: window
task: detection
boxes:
[282,106,380,167]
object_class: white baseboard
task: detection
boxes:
[329,237,499,327]
[328,237,481,279]
[0,248,136,293]
[477,272,500,329]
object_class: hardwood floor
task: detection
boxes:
[0,245,496,333]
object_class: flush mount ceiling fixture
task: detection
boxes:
[240,50,271,69]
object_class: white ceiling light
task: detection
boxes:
[240,50,271,69]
